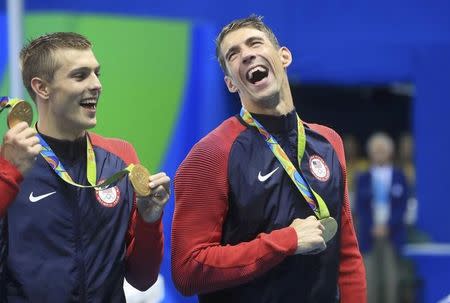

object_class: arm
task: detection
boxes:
[338,176,367,303]
[389,170,409,252]
[0,157,23,217]
[119,142,164,291]
[0,122,41,217]
[125,207,163,291]
[171,139,297,296]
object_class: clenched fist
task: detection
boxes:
[1,122,41,175]
[289,216,326,255]
[136,172,171,223]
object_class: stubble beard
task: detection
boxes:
[256,90,280,109]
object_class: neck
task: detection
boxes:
[242,78,294,116]
[36,101,86,141]
[246,102,294,116]
[37,120,85,141]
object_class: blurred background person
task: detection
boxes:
[397,132,415,191]
[343,134,368,212]
[397,133,418,227]
[355,132,409,303]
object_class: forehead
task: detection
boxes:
[220,27,270,53]
[53,48,99,73]
[370,137,392,151]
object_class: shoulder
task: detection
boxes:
[88,132,138,165]
[305,122,346,167]
[176,117,246,176]
[189,116,246,159]
[306,123,343,149]
[392,167,408,181]
[206,116,247,144]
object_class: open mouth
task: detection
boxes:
[246,66,269,84]
[80,98,97,110]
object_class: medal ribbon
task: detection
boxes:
[36,131,135,189]
[0,96,22,112]
[240,108,330,219]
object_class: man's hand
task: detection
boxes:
[136,172,170,223]
[289,216,326,255]
[1,122,41,175]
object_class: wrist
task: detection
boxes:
[137,202,163,223]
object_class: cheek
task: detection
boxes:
[51,85,72,99]
[270,56,283,69]
[228,62,240,77]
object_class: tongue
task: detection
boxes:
[250,70,268,84]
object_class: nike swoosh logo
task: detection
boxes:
[29,191,56,203]
[258,167,280,182]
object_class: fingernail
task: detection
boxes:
[149,182,154,188]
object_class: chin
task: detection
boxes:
[82,119,97,130]
[86,123,97,130]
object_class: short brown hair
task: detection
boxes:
[20,32,92,101]
[215,15,280,73]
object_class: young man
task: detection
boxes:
[0,122,41,217]
[1,32,170,302]
[172,16,366,302]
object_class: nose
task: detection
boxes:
[241,46,256,65]
[89,73,102,92]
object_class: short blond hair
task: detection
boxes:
[20,32,92,101]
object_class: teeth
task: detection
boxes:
[247,66,267,81]
[80,98,97,105]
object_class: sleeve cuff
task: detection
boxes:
[0,157,23,183]
[135,211,163,231]
[273,226,298,255]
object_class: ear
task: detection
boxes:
[279,46,292,68]
[224,75,238,93]
[30,77,50,100]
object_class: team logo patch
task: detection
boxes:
[309,155,330,182]
[95,182,120,207]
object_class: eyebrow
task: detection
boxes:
[225,46,239,61]
[224,36,265,60]
[69,65,101,75]
[246,36,264,45]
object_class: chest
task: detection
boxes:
[224,129,343,241]
[8,152,134,236]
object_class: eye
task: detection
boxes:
[227,52,237,61]
[73,73,87,80]
[251,40,262,47]
[95,72,101,78]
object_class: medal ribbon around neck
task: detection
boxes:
[240,107,330,219]
[36,130,135,190]
[0,96,21,109]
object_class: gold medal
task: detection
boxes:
[320,217,338,242]
[129,164,152,197]
[7,101,33,128]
